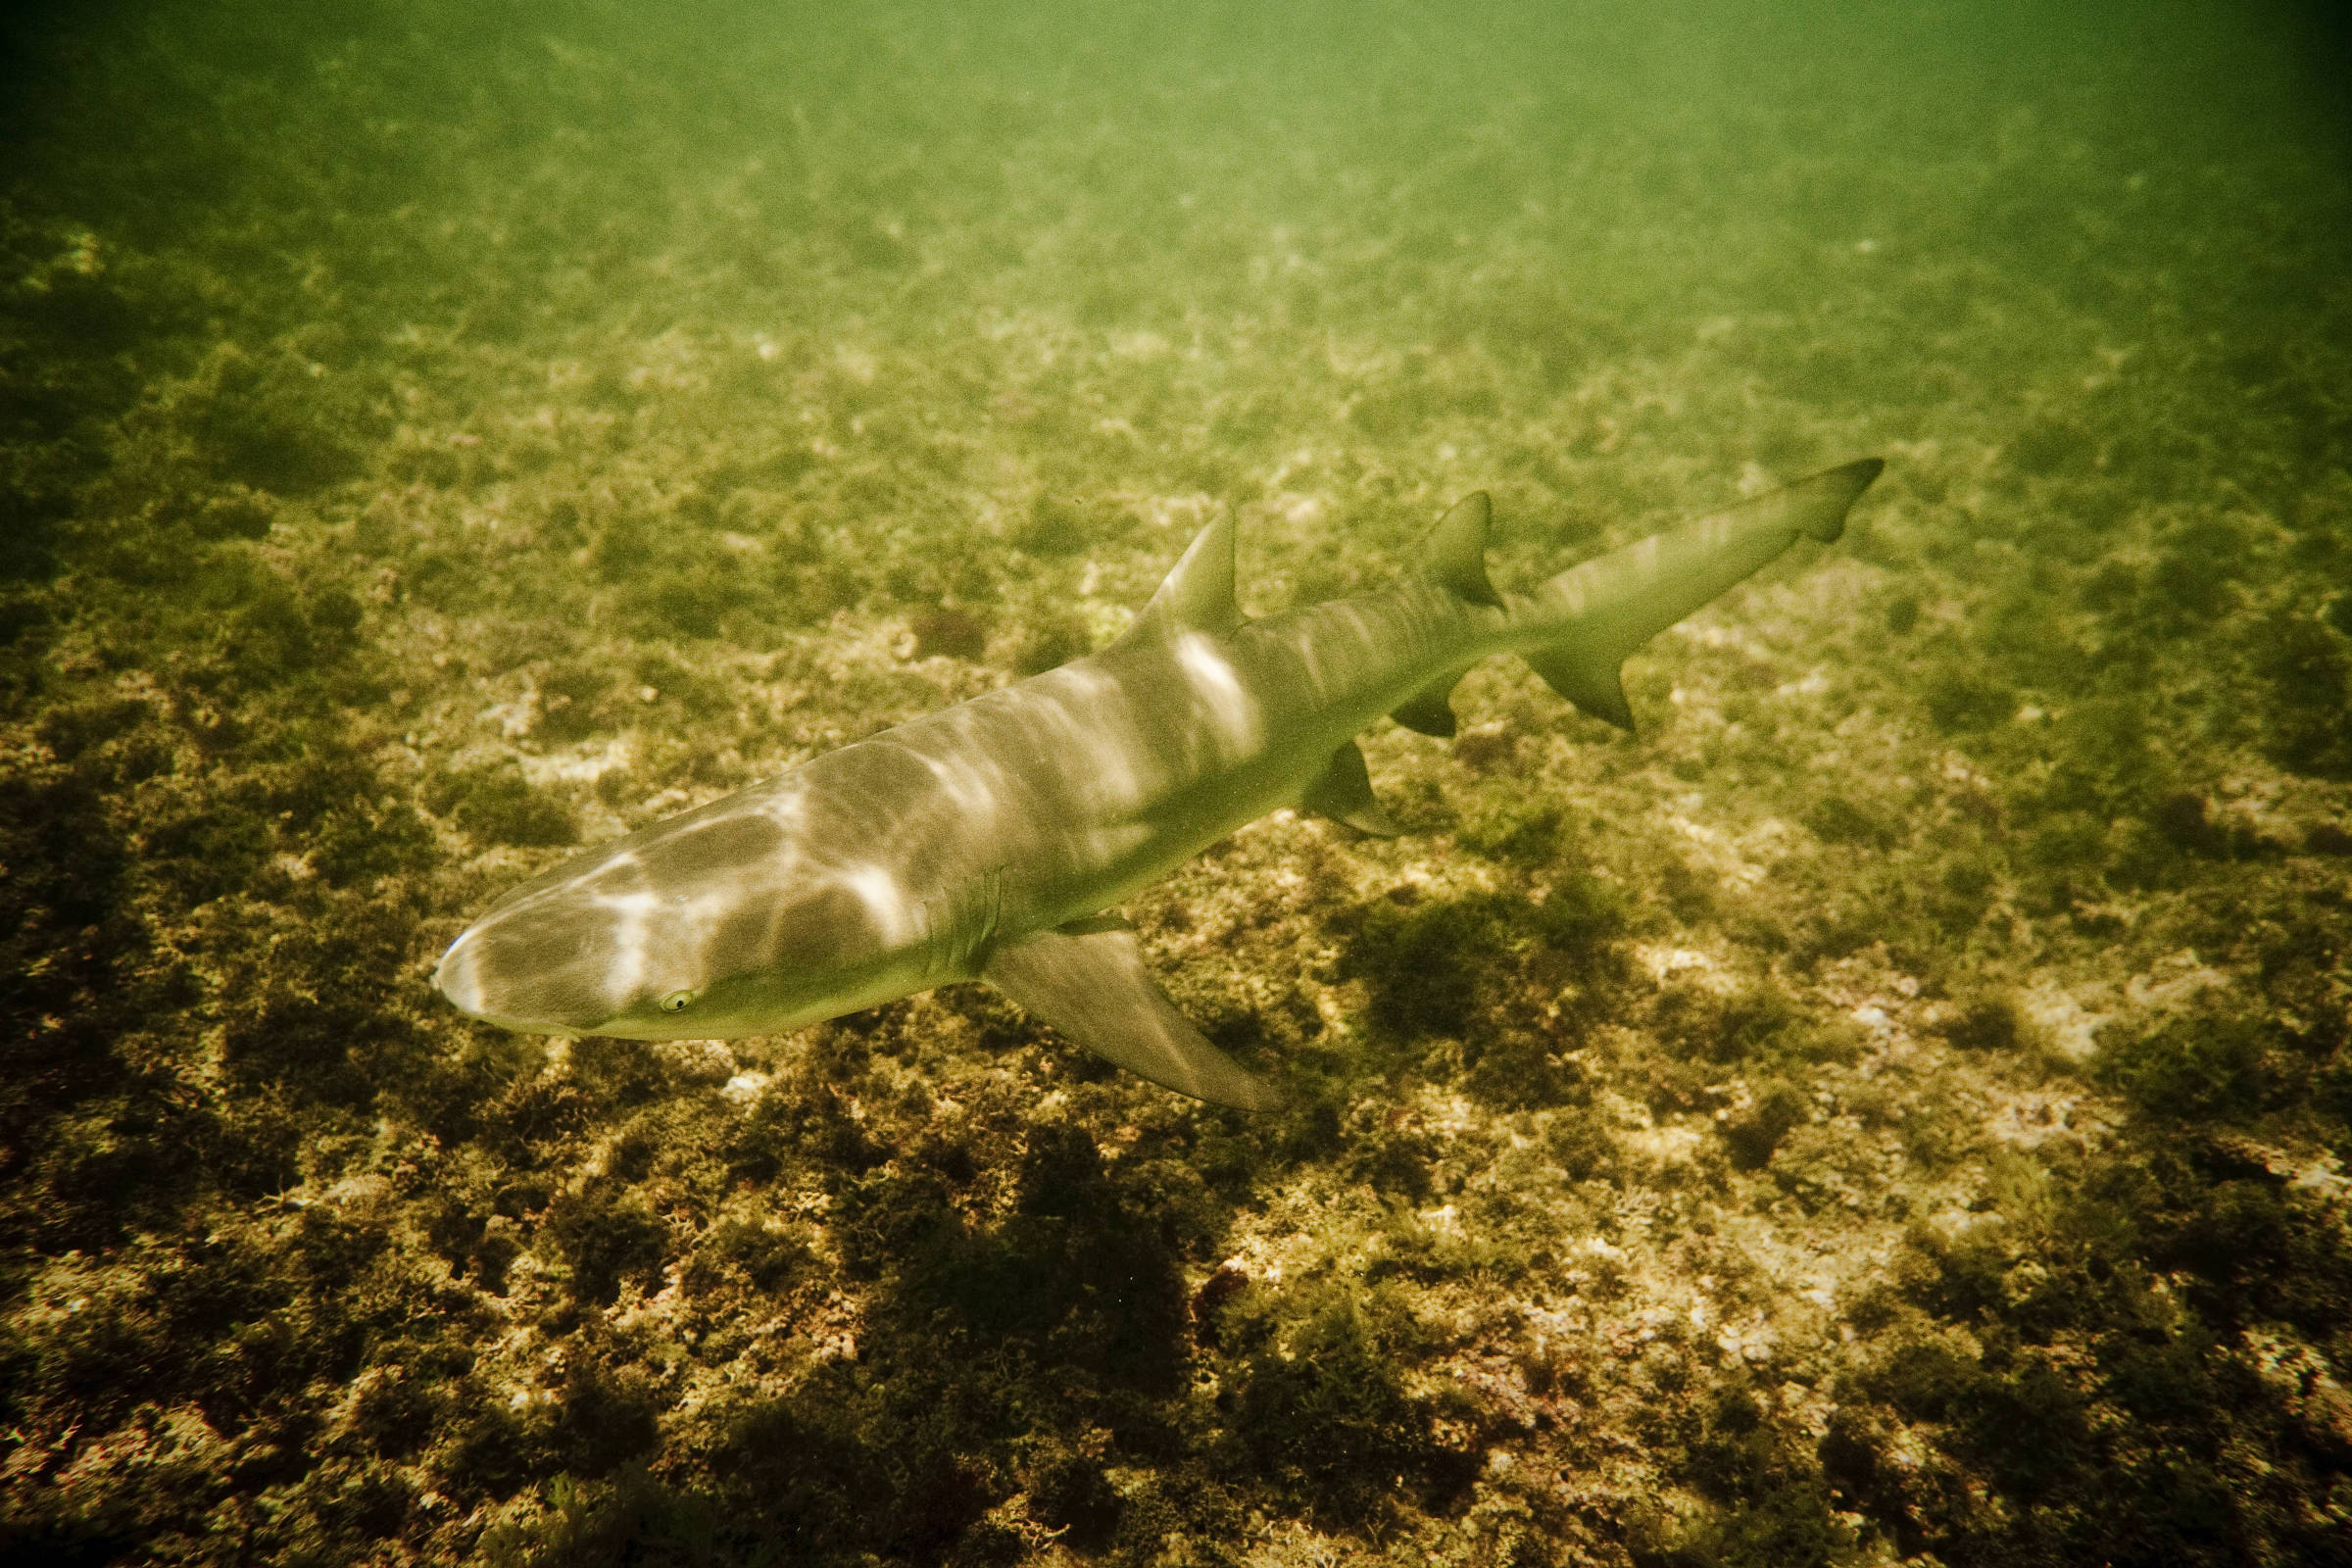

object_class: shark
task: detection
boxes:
[434,459,1882,1109]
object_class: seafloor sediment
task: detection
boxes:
[3,4,2348,1564]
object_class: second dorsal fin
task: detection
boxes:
[1417,492,1503,609]
[1122,511,1242,645]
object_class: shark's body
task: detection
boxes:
[435,460,1882,1108]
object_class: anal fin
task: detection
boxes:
[982,918,1281,1111]
[1391,678,1459,738]
[1524,645,1637,733]
[1299,741,1399,836]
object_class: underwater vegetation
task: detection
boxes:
[3,1,2349,1565]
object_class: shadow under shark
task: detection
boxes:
[436,459,1883,1109]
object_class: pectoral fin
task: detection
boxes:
[982,918,1281,1110]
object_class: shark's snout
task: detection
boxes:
[432,919,600,1037]
[432,928,490,1018]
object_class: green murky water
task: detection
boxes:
[4,3,2348,1562]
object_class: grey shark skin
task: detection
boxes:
[435,459,1883,1110]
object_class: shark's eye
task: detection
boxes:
[659,989,698,1013]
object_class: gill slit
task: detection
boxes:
[920,866,1004,980]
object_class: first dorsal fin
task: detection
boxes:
[1121,512,1242,645]
[1417,492,1503,609]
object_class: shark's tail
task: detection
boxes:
[1510,459,1883,731]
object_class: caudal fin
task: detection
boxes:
[1522,459,1883,731]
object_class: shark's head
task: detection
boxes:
[433,786,933,1041]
